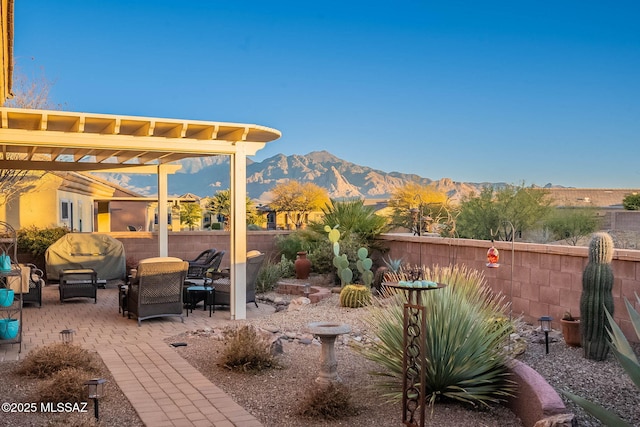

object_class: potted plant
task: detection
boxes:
[560,311,581,347]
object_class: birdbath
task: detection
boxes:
[307,321,351,385]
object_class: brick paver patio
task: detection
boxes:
[1,284,269,426]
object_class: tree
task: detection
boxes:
[268,180,330,229]
[1,65,62,206]
[622,193,640,210]
[207,189,260,230]
[387,182,450,235]
[5,64,63,110]
[456,184,552,241]
[544,207,600,245]
[179,203,202,230]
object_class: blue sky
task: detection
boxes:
[12,1,640,188]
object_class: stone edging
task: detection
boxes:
[507,359,574,427]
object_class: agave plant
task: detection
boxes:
[359,265,517,408]
[562,293,640,426]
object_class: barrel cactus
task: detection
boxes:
[580,232,615,361]
[339,284,371,308]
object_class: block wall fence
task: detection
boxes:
[109,230,289,271]
[378,233,640,343]
[109,231,640,342]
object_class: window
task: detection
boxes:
[60,200,70,221]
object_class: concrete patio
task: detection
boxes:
[1,283,273,426]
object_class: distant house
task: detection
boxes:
[544,188,640,233]
[544,188,639,209]
[256,204,324,230]
[0,171,150,232]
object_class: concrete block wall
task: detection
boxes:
[110,230,286,270]
[379,233,640,342]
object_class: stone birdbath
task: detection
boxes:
[307,321,351,385]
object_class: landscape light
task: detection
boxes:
[85,378,106,420]
[59,329,75,344]
[539,316,553,354]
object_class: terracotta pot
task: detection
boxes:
[560,318,581,347]
[294,251,311,280]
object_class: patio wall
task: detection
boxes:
[109,230,286,270]
[378,233,640,343]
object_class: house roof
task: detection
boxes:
[545,188,639,208]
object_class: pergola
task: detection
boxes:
[0,107,281,319]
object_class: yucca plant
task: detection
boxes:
[563,293,640,426]
[359,265,516,408]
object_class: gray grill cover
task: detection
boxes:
[45,233,126,281]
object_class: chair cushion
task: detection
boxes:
[139,256,184,264]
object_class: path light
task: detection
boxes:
[539,316,553,354]
[303,282,311,298]
[85,378,106,420]
[59,329,75,344]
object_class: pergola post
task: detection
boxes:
[157,164,169,257]
[230,151,248,320]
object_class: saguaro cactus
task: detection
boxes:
[580,232,615,361]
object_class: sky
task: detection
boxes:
[11,1,640,188]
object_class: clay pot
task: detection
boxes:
[560,318,581,347]
[294,251,311,280]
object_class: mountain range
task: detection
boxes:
[93,150,552,202]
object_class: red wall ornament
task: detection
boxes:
[486,246,500,268]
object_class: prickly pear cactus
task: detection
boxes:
[356,247,374,287]
[339,284,372,308]
[580,232,615,361]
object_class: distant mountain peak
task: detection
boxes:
[94,151,491,202]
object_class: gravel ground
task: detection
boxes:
[170,292,640,427]
[0,353,143,427]
[517,328,640,427]
[2,290,637,426]
[169,293,524,427]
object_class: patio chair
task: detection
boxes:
[20,263,44,307]
[184,250,225,309]
[210,251,265,309]
[187,249,224,279]
[127,257,188,326]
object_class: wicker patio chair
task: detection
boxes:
[20,263,44,307]
[127,257,188,326]
[187,249,224,279]
[210,251,265,308]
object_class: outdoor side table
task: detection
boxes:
[185,279,215,317]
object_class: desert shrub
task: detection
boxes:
[308,198,389,245]
[359,265,516,408]
[275,232,312,261]
[47,414,98,427]
[256,255,294,293]
[17,225,69,257]
[16,343,99,378]
[37,367,92,403]
[297,383,357,420]
[220,325,278,372]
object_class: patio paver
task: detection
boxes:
[0,284,270,426]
